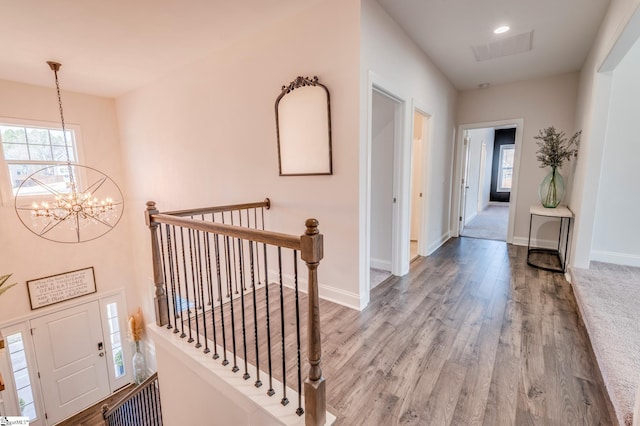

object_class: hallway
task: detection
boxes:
[461,204,509,241]
[327,237,613,424]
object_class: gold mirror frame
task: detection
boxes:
[275,76,332,176]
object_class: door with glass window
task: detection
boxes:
[30,300,110,424]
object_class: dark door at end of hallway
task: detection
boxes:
[490,128,516,203]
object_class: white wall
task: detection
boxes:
[457,73,580,245]
[370,90,396,271]
[360,0,458,305]
[0,79,138,323]
[117,0,362,310]
[591,36,640,265]
[569,0,640,268]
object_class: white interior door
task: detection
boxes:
[459,134,471,234]
[30,300,110,424]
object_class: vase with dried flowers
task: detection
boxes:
[128,308,147,384]
[534,126,581,208]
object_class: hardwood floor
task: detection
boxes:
[331,237,614,425]
[183,237,614,425]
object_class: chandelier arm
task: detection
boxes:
[82,176,109,194]
[38,217,67,237]
[28,177,67,198]
[78,210,116,229]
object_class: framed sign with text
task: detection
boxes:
[27,267,96,310]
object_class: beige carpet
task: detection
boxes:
[460,204,509,241]
[571,262,640,426]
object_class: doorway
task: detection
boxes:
[454,120,523,244]
[369,89,401,289]
[0,292,131,425]
[409,110,430,260]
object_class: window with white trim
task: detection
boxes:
[6,332,37,421]
[0,121,78,197]
[497,144,515,192]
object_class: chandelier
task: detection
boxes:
[14,61,123,243]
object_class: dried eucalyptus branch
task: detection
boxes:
[535,126,581,169]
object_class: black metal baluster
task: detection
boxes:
[264,243,275,396]
[158,226,172,330]
[196,230,209,353]
[238,238,250,380]
[221,213,230,298]
[204,227,217,356]
[240,210,248,291]
[203,214,213,308]
[253,208,262,286]
[165,225,179,334]
[230,212,240,295]
[249,240,262,388]
[211,213,222,302]
[187,228,198,345]
[278,247,289,406]
[174,226,186,338]
[213,231,225,363]
[225,235,239,372]
[293,250,304,415]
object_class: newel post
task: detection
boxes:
[145,201,169,327]
[300,219,326,426]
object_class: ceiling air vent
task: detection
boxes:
[472,31,534,62]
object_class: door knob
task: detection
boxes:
[99,352,105,357]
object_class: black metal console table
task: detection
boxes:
[527,204,573,273]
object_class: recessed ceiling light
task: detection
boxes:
[494,26,510,34]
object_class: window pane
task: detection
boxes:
[52,145,73,162]
[2,143,29,160]
[26,128,49,145]
[49,129,73,146]
[28,143,53,161]
[113,347,125,378]
[0,126,26,143]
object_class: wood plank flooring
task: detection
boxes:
[179,237,614,425]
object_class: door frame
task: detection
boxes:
[0,288,131,424]
[452,119,524,244]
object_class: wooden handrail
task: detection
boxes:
[102,372,159,419]
[150,213,301,251]
[161,198,270,217]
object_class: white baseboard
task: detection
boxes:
[269,270,361,311]
[591,250,640,267]
[511,236,558,249]
[426,232,451,256]
[370,258,391,271]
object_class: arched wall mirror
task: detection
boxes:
[275,76,332,176]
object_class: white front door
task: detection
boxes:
[30,300,110,424]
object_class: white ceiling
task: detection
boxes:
[376,0,611,90]
[1,0,611,97]
[0,0,320,97]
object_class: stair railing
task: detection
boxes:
[102,372,162,426]
[145,199,326,425]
